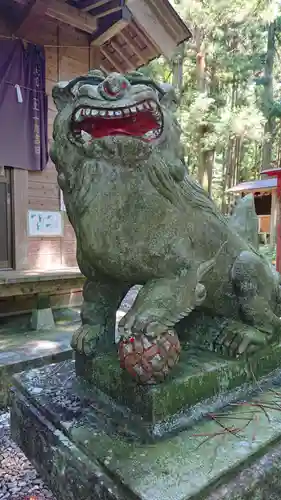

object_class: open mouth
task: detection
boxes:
[71,99,163,142]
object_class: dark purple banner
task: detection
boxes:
[0,40,48,171]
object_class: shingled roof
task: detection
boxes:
[227,178,277,193]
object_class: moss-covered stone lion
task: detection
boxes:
[50,70,281,360]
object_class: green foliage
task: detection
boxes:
[141,0,281,208]
[270,101,281,117]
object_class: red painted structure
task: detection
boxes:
[262,168,281,272]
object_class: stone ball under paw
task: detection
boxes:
[118,329,181,385]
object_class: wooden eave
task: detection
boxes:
[227,178,277,195]
[0,0,192,73]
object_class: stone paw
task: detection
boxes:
[118,313,168,339]
[71,324,99,356]
[212,325,269,358]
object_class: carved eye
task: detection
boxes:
[70,81,84,97]
[66,76,104,97]
[98,75,130,100]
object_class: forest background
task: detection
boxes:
[143,0,281,214]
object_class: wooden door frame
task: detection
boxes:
[12,168,29,270]
[0,167,13,269]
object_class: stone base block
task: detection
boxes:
[30,308,55,330]
[75,341,281,439]
[10,359,281,500]
[31,294,56,330]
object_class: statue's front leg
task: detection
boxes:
[118,271,207,338]
[71,275,129,356]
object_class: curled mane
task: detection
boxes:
[147,159,262,258]
[147,159,229,226]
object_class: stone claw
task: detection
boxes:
[118,313,168,339]
[212,327,269,358]
[71,324,99,356]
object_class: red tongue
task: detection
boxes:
[79,112,159,138]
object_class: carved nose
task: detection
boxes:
[99,73,130,100]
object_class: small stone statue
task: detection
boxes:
[50,70,281,380]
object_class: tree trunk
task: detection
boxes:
[233,137,242,186]
[221,79,237,212]
[194,26,207,187]
[196,48,207,187]
[172,43,185,97]
[261,21,276,170]
[201,150,215,195]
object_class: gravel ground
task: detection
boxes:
[0,287,141,500]
[0,412,55,500]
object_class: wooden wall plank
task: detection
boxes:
[28,239,61,255]
[28,195,59,209]
[61,240,76,255]
[29,182,59,198]
[28,252,62,270]
[14,17,90,49]
[29,168,58,184]
[64,224,76,241]
[62,253,78,267]
[25,29,91,271]
[28,196,60,210]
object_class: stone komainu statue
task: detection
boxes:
[50,70,281,360]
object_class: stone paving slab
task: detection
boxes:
[0,286,140,408]
[0,309,81,367]
[0,329,74,366]
[0,308,80,408]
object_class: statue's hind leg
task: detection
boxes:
[71,274,130,356]
[212,320,269,358]
[118,271,206,339]
[224,250,281,355]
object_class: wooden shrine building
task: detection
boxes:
[227,177,278,245]
[0,0,191,316]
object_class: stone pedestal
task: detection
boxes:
[10,342,281,500]
[31,294,55,330]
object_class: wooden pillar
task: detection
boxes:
[12,168,29,270]
[277,181,281,272]
[270,189,277,246]
[261,168,281,273]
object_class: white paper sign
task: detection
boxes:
[60,190,66,212]
[28,210,63,237]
